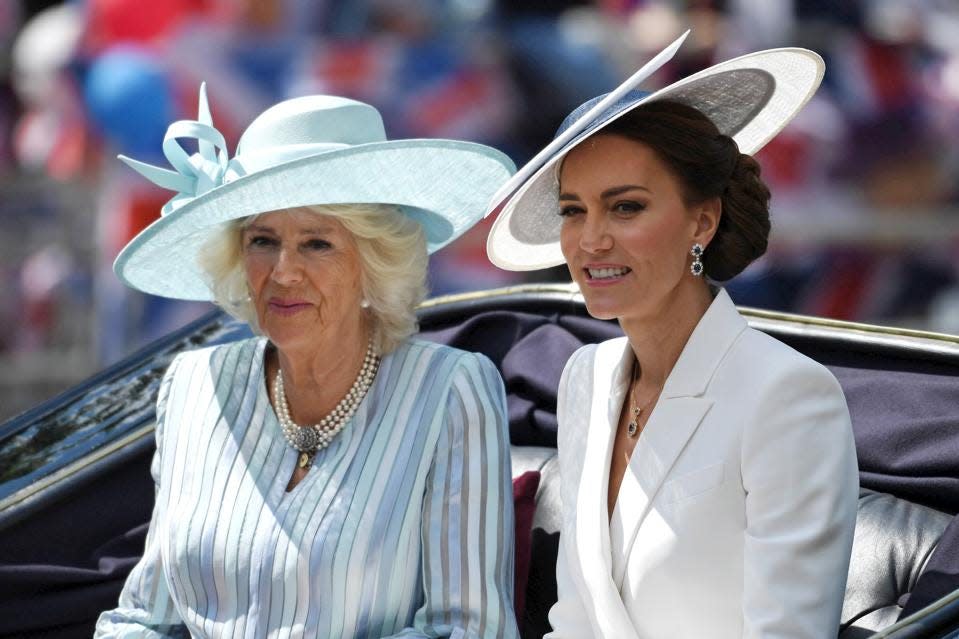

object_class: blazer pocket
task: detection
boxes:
[660,462,726,505]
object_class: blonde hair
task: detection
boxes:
[198,203,428,354]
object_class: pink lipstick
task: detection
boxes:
[267,298,311,316]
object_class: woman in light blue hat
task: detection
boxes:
[95,86,520,638]
[487,34,858,638]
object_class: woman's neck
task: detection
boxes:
[619,283,714,387]
[268,320,372,425]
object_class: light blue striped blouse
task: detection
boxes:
[95,337,519,638]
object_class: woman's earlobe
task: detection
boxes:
[695,197,722,242]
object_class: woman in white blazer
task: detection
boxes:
[485,37,859,638]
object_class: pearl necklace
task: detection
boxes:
[273,338,380,468]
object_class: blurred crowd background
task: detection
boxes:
[2,0,959,420]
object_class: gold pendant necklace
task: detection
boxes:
[626,357,660,439]
[627,405,642,438]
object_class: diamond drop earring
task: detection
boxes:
[690,243,704,277]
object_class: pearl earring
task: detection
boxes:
[360,299,371,309]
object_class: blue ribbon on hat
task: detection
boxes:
[118,83,237,216]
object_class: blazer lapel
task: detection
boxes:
[573,337,641,638]
[611,396,713,585]
[612,289,746,585]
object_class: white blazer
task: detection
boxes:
[546,289,859,639]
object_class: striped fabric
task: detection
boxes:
[95,337,518,638]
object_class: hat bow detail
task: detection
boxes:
[118,82,233,216]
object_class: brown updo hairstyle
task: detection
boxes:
[601,100,771,281]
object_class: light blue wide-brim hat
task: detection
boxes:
[485,31,824,271]
[114,84,516,300]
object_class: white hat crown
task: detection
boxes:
[231,96,388,176]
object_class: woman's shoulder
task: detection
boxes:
[729,326,843,395]
[164,336,266,382]
[387,339,506,404]
[562,336,625,376]
[393,337,499,373]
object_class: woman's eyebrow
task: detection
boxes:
[242,224,334,235]
[600,185,650,198]
[559,184,651,201]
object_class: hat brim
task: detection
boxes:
[486,47,824,271]
[115,139,515,300]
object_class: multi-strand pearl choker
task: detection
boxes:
[273,338,380,469]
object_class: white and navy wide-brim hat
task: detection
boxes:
[114,85,516,300]
[485,31,824,271]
